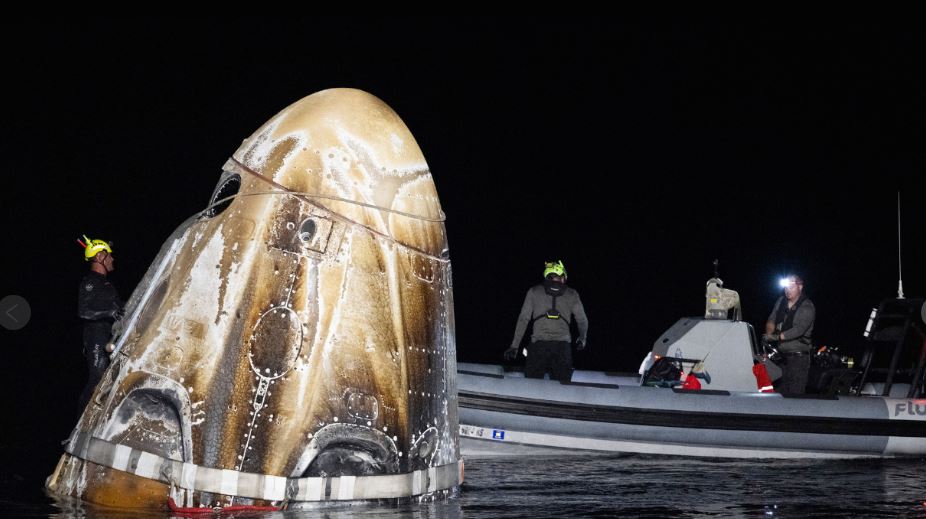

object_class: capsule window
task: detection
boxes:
[204,174,240,218]
[298,219,317,244]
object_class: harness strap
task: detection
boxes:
[531,294,571,325]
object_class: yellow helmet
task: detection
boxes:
[543,260,566,279]
[79,235,113,261]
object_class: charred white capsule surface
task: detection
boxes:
[47,89,460,509]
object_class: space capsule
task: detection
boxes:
[46,89,460,510]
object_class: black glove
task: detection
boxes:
[575,338,586,351]
[504,347,519,361]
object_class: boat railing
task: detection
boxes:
[855,297,926,398]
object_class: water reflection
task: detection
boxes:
[23,455,926,518]
[48,492,463,519]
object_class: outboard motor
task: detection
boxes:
[808,346,857,395]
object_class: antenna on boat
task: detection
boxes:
[897,191,904,299]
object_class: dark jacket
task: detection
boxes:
[78,271,123,349]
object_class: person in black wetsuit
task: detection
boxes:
[77,236,123,410]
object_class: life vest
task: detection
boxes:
[774,295,811,346]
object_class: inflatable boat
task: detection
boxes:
[458,289,926,459]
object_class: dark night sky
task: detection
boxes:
[0,20,923,487]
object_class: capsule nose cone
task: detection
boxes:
[230,89,445,254]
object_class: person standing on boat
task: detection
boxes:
[504,260,589,382]
[77,235,124,410]
[764,274,815,395]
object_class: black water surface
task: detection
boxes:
[6,452,926,518]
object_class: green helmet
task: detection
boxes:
[543,260,566,279]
